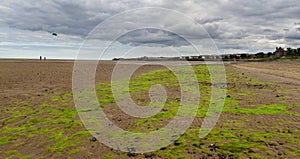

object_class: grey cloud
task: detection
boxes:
[268,34,284,40]
[1,0,136,37]
[263,29,277,33]
[196,17,223,24]
[117,28,189,47]
[286,35,300,40]
[285,28,300,40]
[0,0,300,51]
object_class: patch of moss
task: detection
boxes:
[47,131,90,153]
[224,104,298,115]
[68,147,86,155]
[0,136,17,145]
[102,154,117,159]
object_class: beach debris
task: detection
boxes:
[209,143,217,152]
[248,148,255,153]
[127,147,136,157]
[217,153,226,159]
[266,141,278,147]
[144,152,155,158]
[91,137,97,142]
[174,140,181,146]
[192,143,199,147]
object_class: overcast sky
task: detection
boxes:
[0,0,299,59]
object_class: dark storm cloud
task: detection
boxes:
[0,0,299,51]
[0,0,114,37]
[117,28,189,47]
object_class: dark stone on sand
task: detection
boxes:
[228,154,234,159]
[267,141,278,146]
[217,153,226,159]
[127,147,137,157]
[144,152,155,158]
[91,137,97,142]
[248,148,255,153]
[174,140,181,146]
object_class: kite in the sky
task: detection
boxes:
[52,33,58,36]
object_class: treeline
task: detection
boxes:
[223,47,300,60]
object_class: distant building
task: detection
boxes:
[182,56,203,61]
